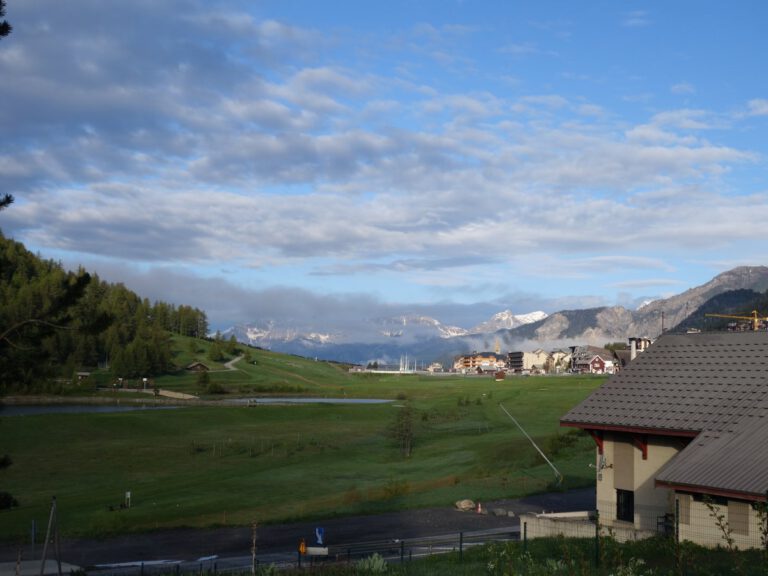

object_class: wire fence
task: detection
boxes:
[81,527,519,576]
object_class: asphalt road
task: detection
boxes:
[0,488,595,570]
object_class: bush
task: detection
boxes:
[205,381,228,395]
[357,553,387,574]
[0,491,19,510]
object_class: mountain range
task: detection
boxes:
[226,266,768,366]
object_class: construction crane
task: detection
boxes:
[705,310,768,331]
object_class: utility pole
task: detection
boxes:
[39,497,62,576]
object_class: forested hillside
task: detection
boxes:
[0,232,208,394]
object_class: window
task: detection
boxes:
[729,501,750,536]
[617,489,634,523]
[677,494,691,525]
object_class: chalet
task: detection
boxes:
[571,345,615,374]
[545,331,768,548]
[186,361,210,372]
[453,352,506,373]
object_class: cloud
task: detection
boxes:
[1,0,767,333]
[622,11,651,28]
[747,99,768,116]
[610,278,686,290]
[671,82,696,95]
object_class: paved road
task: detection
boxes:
[0,488,594,570]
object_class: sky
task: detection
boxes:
[2,0,768,332]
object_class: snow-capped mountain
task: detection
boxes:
[375,315,468,340]
[469,310,548,333]
[225,309,548,363]
[224,266,768,366]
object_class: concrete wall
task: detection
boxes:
[521,512,596,539]
[520,512,656,543]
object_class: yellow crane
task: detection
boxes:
[705,310,768,331]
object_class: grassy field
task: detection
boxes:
[0,342,605,541]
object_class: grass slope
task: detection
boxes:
[0,341,605,541]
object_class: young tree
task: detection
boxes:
[226,334,239,356]
[0,434,17,510]
[0,1,11,212]
[0,0,11,39]
[207,340,224,362]
[390,405,415,458]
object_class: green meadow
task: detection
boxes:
[0,344,605,541]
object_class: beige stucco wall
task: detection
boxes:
[596,433,682,531]
[527,431,768,549]
[676,493,765,549]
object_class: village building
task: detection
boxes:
[570,345,616,374]
[453,352,507,373]
[525,331,768,549]
[507,349,551,373]
[546,349,573,373]
[186,361,210,372]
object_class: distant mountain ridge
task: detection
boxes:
[227,266,768,365]
[469,310,548,333]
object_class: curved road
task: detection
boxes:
[0,488,594,569]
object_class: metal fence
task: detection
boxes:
[83,527,519,576]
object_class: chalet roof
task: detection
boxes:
[655,416,768,498]
[561,331,768,498]
[613,349,632,367]
[572,345,612,362]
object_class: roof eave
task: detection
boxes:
[561,420,699,438]
[654,480,767,503]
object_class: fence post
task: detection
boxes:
[523,521,527,554]
[459,532,464,562]
[674,497,684,576]
[594,509,600,569]
[764,489,768,564]
[400,540,405,563]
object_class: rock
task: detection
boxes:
[491,508,507,517]
[455,499,475,512]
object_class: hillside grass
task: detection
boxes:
[0,338,606,541]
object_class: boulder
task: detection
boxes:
[455,499,475,512]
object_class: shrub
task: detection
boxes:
[357,553,387,574]
[0,491,19,510]
[205,381,228,395]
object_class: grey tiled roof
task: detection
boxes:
[561,331,768,497]
[561,331,768,434]
[655,416,768,497]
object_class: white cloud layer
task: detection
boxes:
[2,0,768,330]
